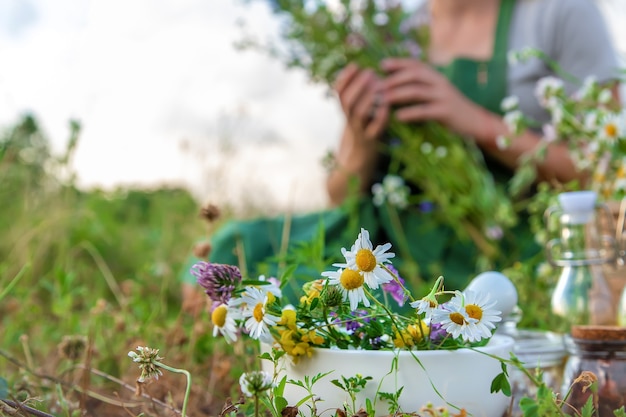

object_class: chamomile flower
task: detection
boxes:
[410,276,443,319]
[211,302,241,343]
[598,112,625,143]
[433,291,501,343]
[322,267,370,311]
[337,228,395,290]
[239,286,280,343]
[430,301,473,341]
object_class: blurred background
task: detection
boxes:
[2,0,623,215]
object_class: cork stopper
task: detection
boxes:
[571,325,626,341]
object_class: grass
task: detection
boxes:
[0,115,257,416]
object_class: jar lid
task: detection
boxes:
[511,329,567,368]
[571,325,626,341]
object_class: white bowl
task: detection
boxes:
[261,335,514,417]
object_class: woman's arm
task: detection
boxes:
[381,58,621,185]
[326,64,390,206]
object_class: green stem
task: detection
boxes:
[0,263,29,303]
[154,361,191,417]
[254,394,259,417]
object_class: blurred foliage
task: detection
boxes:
[0,114,252,416]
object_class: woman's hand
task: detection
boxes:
[326,64,390,205]
[334,63,389,142]
[381,58,486,140]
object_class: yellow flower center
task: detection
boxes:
[355,248,377,272]
[465,304,483,321]
[605,123,618,138]
[211,305,228,327]
[340,269,364,290]
[253,302,265,322]
[450,312,467,326]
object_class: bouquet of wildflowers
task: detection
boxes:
[240,0,517,261]
[502,48,626,202]
[192,228,502,361]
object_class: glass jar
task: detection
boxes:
[545,191,616,328]
[498,310,567,416]
[562,325,626,416]
[502,325,567,417]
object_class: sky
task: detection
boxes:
[1,0,626,213]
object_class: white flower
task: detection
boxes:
[432,291,501,343]
[500,95,519,112]
[258,275,282,300]
[239,286,280,343]
[430,301,473,341]
[239,371,273,397]
[371,175,410,209]
[410,276,443,319]
[584,111,600,131]
[507,47,537,66]
[575,75,597,100]
[420,142,433,154]
[322,267,370,311]
[599,112,625,142]
[598,88,613,104]
[211,302,241,343]
[336,228,395,290]
[504,110,523,135]
[435,146,447,158]
[535,76,564,106]
[496,135,510,149]
[541,123,557,143]
[411,298,438,318]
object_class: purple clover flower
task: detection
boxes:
[191,261,242,305]
[382,265,407,307]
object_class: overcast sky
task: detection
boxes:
[1,0,625,213]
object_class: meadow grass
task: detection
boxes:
[0,115,257,416]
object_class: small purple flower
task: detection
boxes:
[344,309,370,332]
[429,322,448,344]
[191,262,242,305]
[418,201,435,213]
[382,265,407,307]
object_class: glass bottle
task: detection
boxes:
[562,325,626,417]
[545,191,616,328]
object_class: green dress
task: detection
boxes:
[181,0,538,292]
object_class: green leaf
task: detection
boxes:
[274,395,288,412]
[613,406,626,417]
[0,377,8,400]
[275,376,287,397]
[519,397,539,417]
[490,372,511,396]
[581,394,595,417]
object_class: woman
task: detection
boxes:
[181,0,621,302]
[325,0,622,287]
[330,0,621,204]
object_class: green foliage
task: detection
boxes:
[0,114,222,414]
[490,362,512,397]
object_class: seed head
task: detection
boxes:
[128,346,164,383]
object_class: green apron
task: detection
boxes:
[181,0,538,293]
